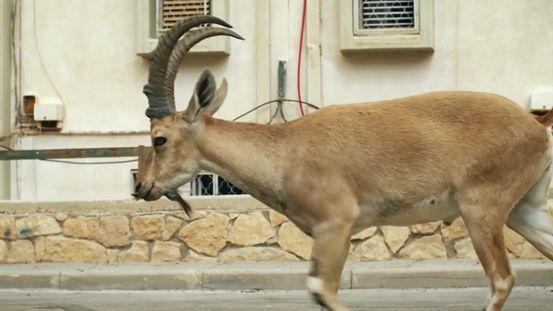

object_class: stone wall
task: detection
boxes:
[0,197,547,264]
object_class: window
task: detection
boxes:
[131,170,245,197]
[136,0,230,56]
[340,0,434,52]
[358,0,415,31]
[159,0,211,34]
[187,172,246,196]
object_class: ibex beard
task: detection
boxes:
[133,16,553,311]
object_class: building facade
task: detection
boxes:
[2,0,553,201]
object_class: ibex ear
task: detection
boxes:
[203,78,227,117]
[184,69,226,123]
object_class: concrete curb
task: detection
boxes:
[0,260,551,291]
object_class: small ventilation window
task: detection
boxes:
[136,0,230,55]
[340,0,432,51]
[360,0,415,30]
[159,0,211,34]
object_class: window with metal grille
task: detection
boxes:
[188,172,245,196]
[359,0,415,30]
[340,0,433,51]
[130,170,245,198]
[158,0,211,34]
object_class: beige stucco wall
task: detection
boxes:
[13,0,258,200]
[9,0,553,201]
[321,0,553,105]
[19,0,258,132]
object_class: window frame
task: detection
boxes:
[340,0,434,52]
[135,0,230,56]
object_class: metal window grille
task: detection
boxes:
[360,0,415,29]
[187,172,246,196]
[130,170,245,197]
[158,0,211,34]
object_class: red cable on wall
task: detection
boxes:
[296,0,307,116]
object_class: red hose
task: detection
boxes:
[297,0,307,116]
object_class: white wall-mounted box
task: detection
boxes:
[34,101,64,121]
[530,92,553,110]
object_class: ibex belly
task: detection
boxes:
[355,189,459,229]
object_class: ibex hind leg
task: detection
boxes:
[459,192,517,311]
[507,165,553,260]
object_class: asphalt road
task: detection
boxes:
[0,287,551,311]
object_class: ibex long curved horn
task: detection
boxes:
[143,15,237,119]
[165,27,243,110]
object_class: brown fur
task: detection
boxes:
[136,90,552,311]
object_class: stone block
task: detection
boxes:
[44,236,107,263]
[399,234,447,260]
[277,222,312,259]
[118,241,149,262]
[0,215,17,240]
[178,212,229,256]
[6,240,35,263]
[95,216,131,247]
[228,211,275,246]
[381,226,410,253]
[131,215,165,240]
[15,215,61,238]
[152,241,182,262]
[350,234,392,261]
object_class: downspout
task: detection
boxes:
[0,0,12,199]
[306,0,322,107]
[254,0,270,122]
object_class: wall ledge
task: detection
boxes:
[0,195,267,214]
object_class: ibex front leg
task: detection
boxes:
[307,217,354,311]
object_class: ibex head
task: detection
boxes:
[133,16,242,209]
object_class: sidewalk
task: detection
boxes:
[0,259,551,291]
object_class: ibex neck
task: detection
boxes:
[197,117,289,204]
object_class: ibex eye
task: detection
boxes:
[153,137,167,147]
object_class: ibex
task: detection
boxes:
[133,16,553,311]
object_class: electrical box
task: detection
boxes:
[34,101,64,122]
[530,92,553,110]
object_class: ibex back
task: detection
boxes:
[133,16,553,311]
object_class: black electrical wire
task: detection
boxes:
[232,98,319,121]
[267,105,280,124]
[278,101,288,123]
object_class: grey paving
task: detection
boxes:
[0,287,551,310]
[0,260,552,291]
